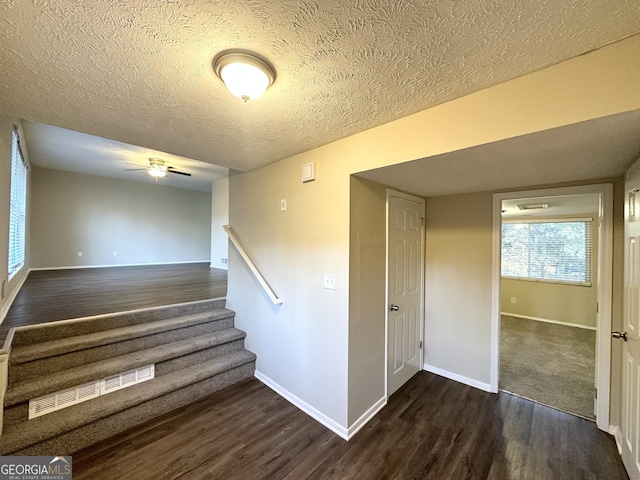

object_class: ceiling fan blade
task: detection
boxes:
[167,170,191,177]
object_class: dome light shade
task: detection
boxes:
[214,51,275,102]
[148,158,168,177]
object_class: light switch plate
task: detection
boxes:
[324,273,336,290]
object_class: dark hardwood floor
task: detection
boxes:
[1,263,227,341]
[72,371,629,480]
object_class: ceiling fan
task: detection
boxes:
[126,158,191,179]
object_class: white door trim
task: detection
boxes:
[385,189,425,400]
[491,183,613,431]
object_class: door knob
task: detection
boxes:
[390,305,399,311]
[612,331,628,341]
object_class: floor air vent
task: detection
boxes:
[102,365,154,394]
[29,364,155,419]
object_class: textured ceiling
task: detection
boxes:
[22,121,228,192]
[1,1,640,172]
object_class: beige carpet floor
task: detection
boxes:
[500,315,596,419]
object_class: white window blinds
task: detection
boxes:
[8,128,27,279]
[501,219,592,285]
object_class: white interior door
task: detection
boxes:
[387,191,424,396]
[620,164,640,480]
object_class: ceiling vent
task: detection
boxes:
[516,203,549,210]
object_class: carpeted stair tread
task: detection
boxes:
[10,309,236,365]
[8,318,236,386]
[10,299,227,346]
[0,350,256,454]
[4,328,246,407]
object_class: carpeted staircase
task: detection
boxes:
[0,299,255,455]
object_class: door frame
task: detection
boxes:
[491,183,613,431]
[385,189,426,400]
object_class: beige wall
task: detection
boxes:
[227,35,640,432]
[500,215,599,328]
[0,116,31,323]
[348,176,387,424]
[424,192,494,384]
[501,279,597,328]
[210,176,229,269]
[30,167,211,268]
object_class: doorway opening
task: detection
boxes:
[491,184,613,431]
[499,193,599,419]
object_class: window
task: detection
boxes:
[501,219,592,285]
[8,128,27,279]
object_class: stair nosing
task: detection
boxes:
[5,328,246,407]
[10,309,236,365]
[0,350,256,453]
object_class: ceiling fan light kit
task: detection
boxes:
[148,158,168,177]
[126,158,191,181]
[213,50,276,102]
[148,168,166,178]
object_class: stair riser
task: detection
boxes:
[9,318,234,384]
[3,403,26,429]
[4,338,247,426]
[155,338,246,377]
[11,299,226,346]
[9,362,256,455]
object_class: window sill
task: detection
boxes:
[501,276,592,288]
[8,263,25,282]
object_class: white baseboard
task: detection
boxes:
[609,425,623,454]
[501,312,596,331]
[423,364,492,392]
[347,396,386,439]
[210,264,228,270]
[30,260,210,271]
[0,269,30,326]
[254,371,349,440]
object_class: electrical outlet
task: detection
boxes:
[324,273,336,290]
[112,251,118,257]
[221,257,228,265]
[511,297,517,304]
[77,251,83,257]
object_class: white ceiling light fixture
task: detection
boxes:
[213,50,276,102]
[148,158,167,178]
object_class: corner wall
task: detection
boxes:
[210,176,229,269]
[348,177,387,427]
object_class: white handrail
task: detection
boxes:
[223,225,283,305]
